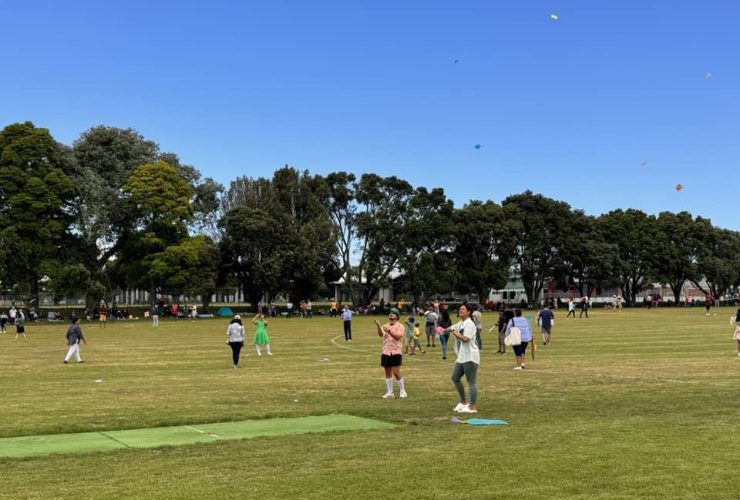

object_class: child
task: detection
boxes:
[404,314,415,354]
[253,313,272,355]
[412,322,425,354]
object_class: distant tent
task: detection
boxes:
[216,307,234,317]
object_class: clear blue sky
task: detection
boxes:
[3,1,738,230]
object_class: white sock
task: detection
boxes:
[397,378,406,392]
[256,345,261,355]
[385,378,393,394]
[266,344,271,353]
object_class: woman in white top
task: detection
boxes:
[443,303,480,414]
[226,315,245,368]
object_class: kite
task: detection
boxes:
[474,144,481,150]
[550,13,559,20]
[675,184,683,191]
[704,72,712,79]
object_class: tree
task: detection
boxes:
[598,209,661,305]
[694,227,740,299]
[353,174,415,306]
[110,161,198,301]
[653,212,712,303]
[451,201,516,303]
[0,122,76,305]
[219,166,335,304]
[557,211,619,298]
[219,206,289,307]
[502,191,574,306]
[394,187,457,307]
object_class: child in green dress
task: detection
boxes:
[253,313,272,355]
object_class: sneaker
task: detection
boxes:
[267,352,273,355]
[513,366,523,370]
[63,360,68,364]
[399,391,408,399]
[453,403,468,412]
[459,406,478,414]
[382,393,395,399]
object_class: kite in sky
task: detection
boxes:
[474,144,481,150]
[550,13,559,20]
[675,184,684,191]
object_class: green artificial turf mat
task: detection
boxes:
[0,414,396,458]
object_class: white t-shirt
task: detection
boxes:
[452,317,479,365]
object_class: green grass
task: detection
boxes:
[1,309,739,499]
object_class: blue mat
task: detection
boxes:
[451,417,508,425]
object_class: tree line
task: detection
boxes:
[2,121,739,310]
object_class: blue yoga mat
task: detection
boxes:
[451,417,508,425]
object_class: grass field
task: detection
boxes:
[1,308,738,499]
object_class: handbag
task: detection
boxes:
[504,319,522,346]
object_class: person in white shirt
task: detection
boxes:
[443,303,480,414]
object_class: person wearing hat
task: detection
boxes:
[374,308,407,399]
[226,315,245,368]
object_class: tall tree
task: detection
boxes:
[694,227,740,299]
[0,122,75,304]
[396,187,456,307]
[502,191,574,306]
[353,174,414,306]
[451,201,516,303]
[220,166,334,304]
[598,209,661,305]
[557,211,619,298]
[653,212,712,303]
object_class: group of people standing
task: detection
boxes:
[225,314,272,368]
[0,306,27,341]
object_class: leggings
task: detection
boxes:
[451,361,478,405]
[439,333,449,358]
[229,341,243,366]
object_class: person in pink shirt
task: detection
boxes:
[374,308,407,399]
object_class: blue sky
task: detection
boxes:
[2,0,738,230]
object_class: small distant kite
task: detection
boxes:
[474,144,481,150]
[675,184,684,191]
[641,161,647,166]
[550,13,559,20]
[704,72,712,79]
[454,59,459,64]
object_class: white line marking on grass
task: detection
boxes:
[185,426,221,438]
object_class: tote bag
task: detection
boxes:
[504,320,522,346]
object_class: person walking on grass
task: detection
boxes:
[0,311,7,335]
[253,313,272,356]
[375,308,407,399]
[226,315,245,368]
[506,308,533,370]
[15,312,27,341]
[64,317,86,364]
[443,303,479,414]
[537,304,555,345]
[579,296,590,318]
[496,309,514,355]
[341,305,353,341]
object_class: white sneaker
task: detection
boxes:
[513,366,523,370]
[459,406,478,414]
[267,352,273,356]
[382,393,395,399]
[399,391,408,399]
[454,403,469,413]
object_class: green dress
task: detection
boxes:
[253,320,270,345]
